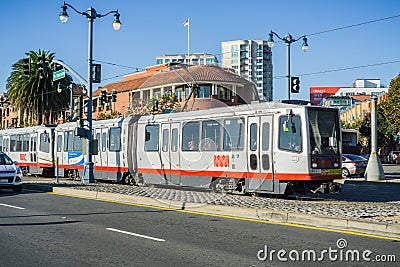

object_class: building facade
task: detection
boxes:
[91,63,258,119]
[156,54,218,66]
[221,40,273,101]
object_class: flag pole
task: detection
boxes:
[187,18,190,64]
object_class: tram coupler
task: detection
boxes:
[310,182,341,194]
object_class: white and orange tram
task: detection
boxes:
[0,125,56,176]
[0,101,342,195]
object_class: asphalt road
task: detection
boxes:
[0,190,398,267]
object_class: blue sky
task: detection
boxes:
[0,0,399,101]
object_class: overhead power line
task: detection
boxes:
[308,14,400,37]
[273,60,400,79]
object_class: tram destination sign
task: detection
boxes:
[53,69,66,81]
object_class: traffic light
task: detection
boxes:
[74,96,83,120]
[22,57,31,76]
[290,76,300,93]
[153,99,159,112]
[193,85,200,98]
[93,64,101,83]
[101,89,107,105]
[37,54,47,79]
[111,89,117,102]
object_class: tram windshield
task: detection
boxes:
[308,108,340,155]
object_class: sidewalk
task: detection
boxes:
[22,176,400,239]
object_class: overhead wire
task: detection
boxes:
[95,14,400,82]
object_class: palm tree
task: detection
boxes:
[6,50,72,126]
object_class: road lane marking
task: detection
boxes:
[49,191,400,242]
[0,203,25,210]
[106,227,165,242]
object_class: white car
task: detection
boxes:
[0,152,23,192]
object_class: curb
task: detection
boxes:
[24,183,400,239]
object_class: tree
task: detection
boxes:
[381,74,400,139]
[358,106,391,148]
[6,50,72,126]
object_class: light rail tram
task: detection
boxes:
[0,101,342,195]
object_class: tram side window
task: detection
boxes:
[73,133,83,151]
[262,122,270,151]
[171,128,178,152]
[201,120,220,151]
[3,138,9,152]
[40,132,50,153]
[145,125,159,151]
[22,134,29,151]
[162,129,169,152]
[223,118,244,151]
[182,122,199,151]
[16,135,23,151]
[57,135,62,152]
[102,132,107,152]
[64,131,73,151]
[279,115,302,152]
[96,133,100,153]
[249,123,257,151]
[109,127,121,151]
[32,136,37,151]
[10,135,17,152]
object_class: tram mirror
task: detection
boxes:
[145,130,151,141]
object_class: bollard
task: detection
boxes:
[365,95,385,181]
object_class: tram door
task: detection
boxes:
[247,115,274,192]
[94,128,108,179]
[29,133,39,174]
[170,123,181,185]
[160,123,181,185]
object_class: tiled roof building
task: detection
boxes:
[92,63,258,118]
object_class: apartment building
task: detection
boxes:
[221,40,273,101]
[156,53,218,66]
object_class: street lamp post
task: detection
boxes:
[267,31,308,100]
[59,2,121,184]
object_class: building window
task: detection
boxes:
[156,59,163,65]
[231,59,238,64]
[175,88,183,102]
[232,45,238,51]
[232,52,238,58]
[198,85,211,98]
[165,59,170,63]
[206,58,214,64]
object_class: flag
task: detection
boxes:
[183,18,189,27]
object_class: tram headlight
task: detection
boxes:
[311,158,318,168]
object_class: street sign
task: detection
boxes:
[53,69,66,81]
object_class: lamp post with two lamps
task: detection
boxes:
[59,2,121,183]
[267,31,308,100]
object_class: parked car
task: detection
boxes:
[342,154,367,178]
[387,151,400,164]
[0,152,23,192]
